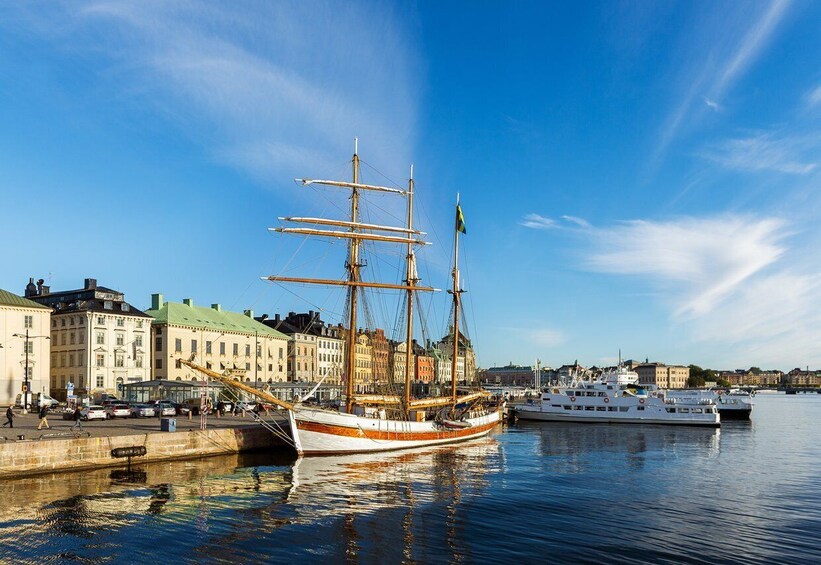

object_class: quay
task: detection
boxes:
[0,411,288,479]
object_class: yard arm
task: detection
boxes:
[178,359,294,411]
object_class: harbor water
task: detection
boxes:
[1,394,818,563]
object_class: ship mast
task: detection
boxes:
[404,165,416,409]
[346,139,361,413]
[450,194,463,410]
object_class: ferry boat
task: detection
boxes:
[515,365,720,427]
[182,140,502,455]
[666,388,753,419]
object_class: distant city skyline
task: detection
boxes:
[1,1,820,370]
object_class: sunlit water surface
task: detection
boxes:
[1,394,818,563]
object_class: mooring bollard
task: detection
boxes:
[188,411,192,421]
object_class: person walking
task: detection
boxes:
[2,405,13,428]
[37,403,51,430]
[71,406,84,432]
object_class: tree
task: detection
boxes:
[687,374,706,388]
[749,367,762,375]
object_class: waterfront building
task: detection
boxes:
[259,312,344,385]
[353,331,373,393]
[390,340,414,383]
[145,294,288,384]
[414,342,434,383]
[478,364,534,387]
[785,368,821,387]
[436,330,474,385]
[25,278,151,401]
[0,288,51,406]
[260,312,318,382]
[636,362,689,389]
[367,328,390,386]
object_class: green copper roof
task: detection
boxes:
[0,288,51,310]
[145,301,288,339]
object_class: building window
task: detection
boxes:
[96,354,104,367]
[220,342,226,355]
[23,341,34,354]
[117,317,124,327]
[191,340,197,353]
[70,332,75,345]
[135,355,143,368]
[97,316,105,325]
[52,320,56,328]
[116,334,124,346]
[24,315,33,329]
[233,343,238,356]
[246,344,251,357]
[155,336,163,352]
[206,341,212,354]
[136,320,143,328]
[135,335,142,347]
[96,332,105,345]
[69,354,74,367]
[279,348,284,359]
[79,332,85,344]
[61,318,66,327]
[115,354,124,367]
[61,333,66,345]
[175,339,182,353]
[104,301,113,310]
[156,358,162,370]
[79,316,84,326]
[246,363,250,370]
[96,375,104,387]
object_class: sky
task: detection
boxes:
[1,1,820,371]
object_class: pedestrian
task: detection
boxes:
[37,403,51,430]
[71,406,84,431]
[2,405,13,428]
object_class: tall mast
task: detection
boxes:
[345,138,361,413]
[451,194,462,408]
[404,165,416,408]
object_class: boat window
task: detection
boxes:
[596,406,606,411]
[637,406,645,411]
[607,407,617,412]
[551,404,562,408]
[598,392,607,397]
[568,391,576,397]
[574,405,582,410]
[679,408,689,413]
[619,407,629,412]
[693,408,703,414]
[666,408,675,413]
[563,405,572,410]
[584,406,594,411]
[607,385,613,390]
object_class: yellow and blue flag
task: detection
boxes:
[456,204,467,234]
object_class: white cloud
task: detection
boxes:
[520,213,556,230]
[9,1,419,185]
[702,132,817,174]
[587,215,786,316]
[527,328,566,347]
[561,215,591,228]
[702,96,720,111]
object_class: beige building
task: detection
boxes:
[145,294,288,384]
[24,278,151,401]
[390,341,415,383]
[353,332,373,393]
[0,289,51,407]
[636,363,689,389]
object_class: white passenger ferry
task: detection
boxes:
[515,366,720,427]
[666,388,753,419]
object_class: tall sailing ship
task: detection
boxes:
[183,140,502,455]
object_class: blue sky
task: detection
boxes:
[1,1,819,371]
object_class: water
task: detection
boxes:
[1,394,818,564]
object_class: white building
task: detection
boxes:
[0,288,52,407]
[25,278,152,400]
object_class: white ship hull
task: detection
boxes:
[289,406,502,455]
[515,407,719,426]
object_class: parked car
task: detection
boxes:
[80,405,107,421]
[104,402,131,419]
[170,402,191,416]
[129,404,156,418]
[183,398,211,415]
[152,401,176,417]
[236,401,257,412]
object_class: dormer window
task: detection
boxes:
[104,301,113,310]
[121,303,130,312]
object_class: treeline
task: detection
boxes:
[687,365,730,388]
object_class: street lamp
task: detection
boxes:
[12,330,50,414]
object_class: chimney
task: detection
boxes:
[211,303,221,312]
[24,277,37,298]
[274,314,281,323]
[244,309,254,318]
[85,278,97,290]
[151,293,164,310]
[183,298,194,307]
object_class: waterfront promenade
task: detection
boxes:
[0,411,287,478]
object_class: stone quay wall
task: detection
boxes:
[0,426,281,478]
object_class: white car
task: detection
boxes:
[130,404,156,418]
[80,405,107,421]
[153,402,176,417]
[105,402,131,419]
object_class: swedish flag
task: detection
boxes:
[456,204,467,234]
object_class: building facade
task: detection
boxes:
[636,363,689,389]
[478,364,535,387]
[261,312,318,382]
[145,294,288,384]
[367,329,390,386]
[354,332,373,393]
[25,278,151,401]
[0,288,51,406]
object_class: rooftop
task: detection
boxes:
[0,288,51,310]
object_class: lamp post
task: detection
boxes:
[13,330,51,414]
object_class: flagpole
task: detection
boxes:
[451,194,461,411]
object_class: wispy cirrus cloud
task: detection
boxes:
[561,215,591,228]
[653,0,791,167]
[701,132,818,175]
[6,1,419,184]
[586,215,786,317]
[520,213,556,230]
